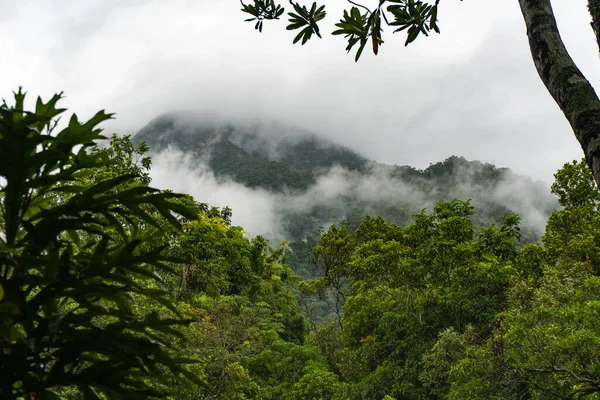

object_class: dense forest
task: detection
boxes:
[3,92,600,400]
[134,114,558,277]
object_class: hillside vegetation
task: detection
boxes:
[134,114,557,278]
[3,96,593,399]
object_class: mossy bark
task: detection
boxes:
[589,0,600,54]
[519,0,600,188]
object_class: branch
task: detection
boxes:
[347,0,371,14]
[524,366,600,387]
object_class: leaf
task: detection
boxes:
[355,39,367,62]
[429,4,438,29]
[241,0,285,31]
[405,25,420,45]
[286,2,326,44]
[0,90,199,397]
[82,174,138,198]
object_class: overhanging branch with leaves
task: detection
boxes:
[240,0,451,61]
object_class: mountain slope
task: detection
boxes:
[133,114,367,192]
[133,114,558,246]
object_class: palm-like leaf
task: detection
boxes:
[0,89,201,399]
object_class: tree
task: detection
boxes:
[443,159,600,399]
[296,201,521,399]
[0,89,200,398]
[543,159,600,272]
[88,133,153,186]
[240,0,600,190]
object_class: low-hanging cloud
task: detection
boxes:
[148,145,557,243]
[150,148,283,239]
[2,0,596,185]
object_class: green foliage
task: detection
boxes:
[544,159,600,272]
[552,159,600,208]
[297,200,521,398]
[135,114,599,399]
[241,0,285,32]
[240,0,326,43]
[287,367,343,399]
[0,90,200,398]
[332,7,376,62]
[287,2,326,45]
[241,0,446,61]
[449,262,600,399]
[136,118,556,269]
[447,159,600,399]
[420,327,469,398]
[89,133,152,186]
[6,90,599,399]
[387,0,440,38]
[291,163,600,399]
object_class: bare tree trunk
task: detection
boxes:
[519,0,600,188]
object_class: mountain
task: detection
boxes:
[133,114,367,192]
[133,113,558,251]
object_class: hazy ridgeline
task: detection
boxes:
[134,113,557,244]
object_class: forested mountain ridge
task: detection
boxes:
[133,113,558,244]
[6,91,600,399]
[133,113,368,192]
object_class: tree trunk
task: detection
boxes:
[518,0,600,188]
[589,0,600,53]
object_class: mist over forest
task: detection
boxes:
[136,114,558,243]
[6,1,600,399]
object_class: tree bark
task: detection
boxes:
[589,0,600,54]
[518,0,600,188]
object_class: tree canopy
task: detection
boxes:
[3,87,600,399]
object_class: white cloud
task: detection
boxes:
[148,145,557,241]
[0,0,595,184]
[150,148,283,239]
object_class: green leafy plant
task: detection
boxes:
[332,7,373,62]
[0,89,200,399]
[287,2,327,45]
[241,0,286,32]
[240,0,325,39]
[241,0,441,60]
[387,0,439,45]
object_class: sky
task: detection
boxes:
[1,0,598,183]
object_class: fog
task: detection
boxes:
[2,0,587,237]
[149,145,557,241]
[2,1,598,184]
[150,148,283,239]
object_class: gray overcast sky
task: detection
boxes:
[1,0,597,183]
